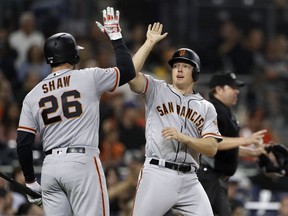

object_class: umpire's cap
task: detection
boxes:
[44,32,84,65]
[209,71,245,89]
[168,48,201,81]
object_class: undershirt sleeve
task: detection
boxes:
[111,39,136,86]
[16,131,36,182]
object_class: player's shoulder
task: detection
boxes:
[190,92,206,101]
[195,94,217,110]
[77,67,118,77]
[145,74,166,86]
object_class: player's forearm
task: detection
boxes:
[239,146,265,157]
[183,136,218,157]
[217,136,248,150]
[132,40,154,73]
[129,40,154,93]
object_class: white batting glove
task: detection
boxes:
[26,181,42,207]
[96,6,122,40]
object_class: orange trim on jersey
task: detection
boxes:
[17,126,36,134]
[142,75,149,94]
[110,67,119,92]
[130,167,144,216]
[202,133,223,141]
[93,157,106,216]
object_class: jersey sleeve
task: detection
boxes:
[90,67,120,93]
[142,74,164,103]
[17,97,37,134]
[201,103,222,142]
[144,75,168,111]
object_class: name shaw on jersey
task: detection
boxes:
[156,102,204,127]
[42,76,71,94]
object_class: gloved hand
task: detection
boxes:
[258,144,288,177]
[26,181,42,207]
[96,6,122,40]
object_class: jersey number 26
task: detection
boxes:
[39,90,83,125]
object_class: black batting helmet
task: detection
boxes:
[168,48,201,81]
[44,32,84,65]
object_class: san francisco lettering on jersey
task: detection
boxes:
[156,102,204,127]
[42,76,71,93]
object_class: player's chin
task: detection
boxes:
[173,78,185,85]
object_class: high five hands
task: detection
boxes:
[96,7,122,40]
[146,22,168,46]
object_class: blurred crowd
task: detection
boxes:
[0,0,288,215]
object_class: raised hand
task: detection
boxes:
[96,7,122,40]
[146,22,168,46]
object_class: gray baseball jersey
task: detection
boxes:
[18,67,119,151]
[144,75,221,168]
[18,67,120,215]
[132,75,221,216]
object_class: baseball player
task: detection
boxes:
[128,23,222,216]
[16,7,135,216]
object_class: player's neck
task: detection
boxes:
[51,63,74,73]
[173,84,194,95]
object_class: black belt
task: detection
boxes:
[45,147,85,156]
[150,159,194,173]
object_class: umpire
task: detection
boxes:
[198,71,267,216]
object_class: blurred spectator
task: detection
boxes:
[275,0,288,35]
[99,91,125,144]
[15,70,41,105]
[227,179,247,216]
[0,187,14,216]
[251,34,288,133]
[151,44,175,83]
[0,76,14,122]
[17,44,50,84]
[88,21,110,52]
[105,159,142,216]
[8,11,45,70]
[126,23,146,55]
[118,101,146,164]
[200,20,243,73]
[100,118,125,167]
[95,44,115,68]
[2,101,20,144]
[16,202,44,216]
[10,166,27,212]
[105,165,123,216]
[242,27,265,66]
[0,26,17,88]
[218,20,258,75]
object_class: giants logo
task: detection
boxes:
[179,50,186,56]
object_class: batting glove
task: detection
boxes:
[26,181,42,207]
[96,6,122,40]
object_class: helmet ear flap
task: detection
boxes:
[74,54,80,64]
[192,68,200,81]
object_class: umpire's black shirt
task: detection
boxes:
[208,95,240,176]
